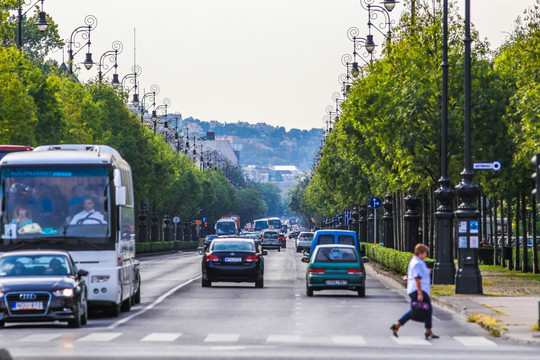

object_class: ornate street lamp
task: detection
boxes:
[154,98,171,135]
[121,65,143,107]
[17,0,49,48]
[139,84,159,125]
[433,0,455,285]
[455,0,482,294]
[360,0,396,53]
[347,26,373,67]
[98,40,123,89]
[67,15,97,75]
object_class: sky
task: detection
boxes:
[39,0,538,131]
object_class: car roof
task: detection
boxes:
[213,237,254,243]
[1,249,70,257]
[314,229,356,235]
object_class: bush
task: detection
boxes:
[136,241,199,254]
[364,243,435,275]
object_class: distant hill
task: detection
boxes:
[180,117,322,172]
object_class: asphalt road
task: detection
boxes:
[1,241,539,359]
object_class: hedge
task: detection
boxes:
[479,247,540,270]
[136,241,199,254]
[364,243,435,275]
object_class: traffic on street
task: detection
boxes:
[0,240,538,359]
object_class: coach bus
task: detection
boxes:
[253,217,282,232]
[0,144,140,316]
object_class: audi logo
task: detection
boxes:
[19,293,37,300]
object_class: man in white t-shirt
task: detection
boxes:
[70,197,106,225]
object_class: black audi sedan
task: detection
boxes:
[0,250,88,328]
[200,238,266,288]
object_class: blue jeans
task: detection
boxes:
[397,291,432,329]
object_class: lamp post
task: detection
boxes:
[455,0,482,294]
[17,0,49,48]
[67,15,97,75]
[154,98,171,135]
[97,40,122,89]
[360,0,397,53]
[433,0,455,285]
[121,65,143,107]
[138,84,159,125]
[347,27,373,68]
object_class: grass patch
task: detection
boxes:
[479,265,540,282]
[467,313,507,337]
[431,285,456,297]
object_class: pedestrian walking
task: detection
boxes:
[390,243,439,339]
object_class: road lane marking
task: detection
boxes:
[453,336,497,347]
[141,333,182,342]
[18,334,62,342]
[332,335,366,346]
[77,333,122,342]
[204,334,239,343]
[392,336,431,346]
[266,334,301,343]
[106,275,201,330]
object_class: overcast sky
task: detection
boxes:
[42,0,538,130]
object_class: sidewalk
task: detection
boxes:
[366,262,540,345]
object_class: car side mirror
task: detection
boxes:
[301,257,309,263]
[77,269,89,277]
[199,249,206,255]
[362,257,369,263]
[261,250,268,256]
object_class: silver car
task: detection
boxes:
[261,230,280,252]
[296,232,314,252]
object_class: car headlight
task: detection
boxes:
[0,291,4,298]
[91,275,110,283]
[53,288,74,297]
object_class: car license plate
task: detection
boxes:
[326,280,348,286]
[13,301,44,310]
[224,257,242,263]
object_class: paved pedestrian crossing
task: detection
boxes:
[4,332,498,348]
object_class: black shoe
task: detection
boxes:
[390,324,399,338]
[425,331,439,339]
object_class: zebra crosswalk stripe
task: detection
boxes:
[77,333,122,342]
[141,333,182,342]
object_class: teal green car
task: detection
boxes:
[302,244,368,297]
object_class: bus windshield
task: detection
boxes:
[0,166,112,251]
[216,221,237,235]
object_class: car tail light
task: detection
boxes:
[347,269,363,274]
[309,269,325,274]
[246,255,259,262]
[206,254,219,262]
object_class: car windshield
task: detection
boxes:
[314,247,357,263]
[211,241,255,252]
[0,254,72,277]
[299,233,314,241]
[264,232,278,239]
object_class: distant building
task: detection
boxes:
[242,164,305,194]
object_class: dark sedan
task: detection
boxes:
[200,238,266,288]
[0,250,88,328]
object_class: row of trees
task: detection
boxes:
[0,5,283,228]
[290,1,540,262]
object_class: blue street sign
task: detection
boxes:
[202,217,207,222]
[369,197,382,209]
